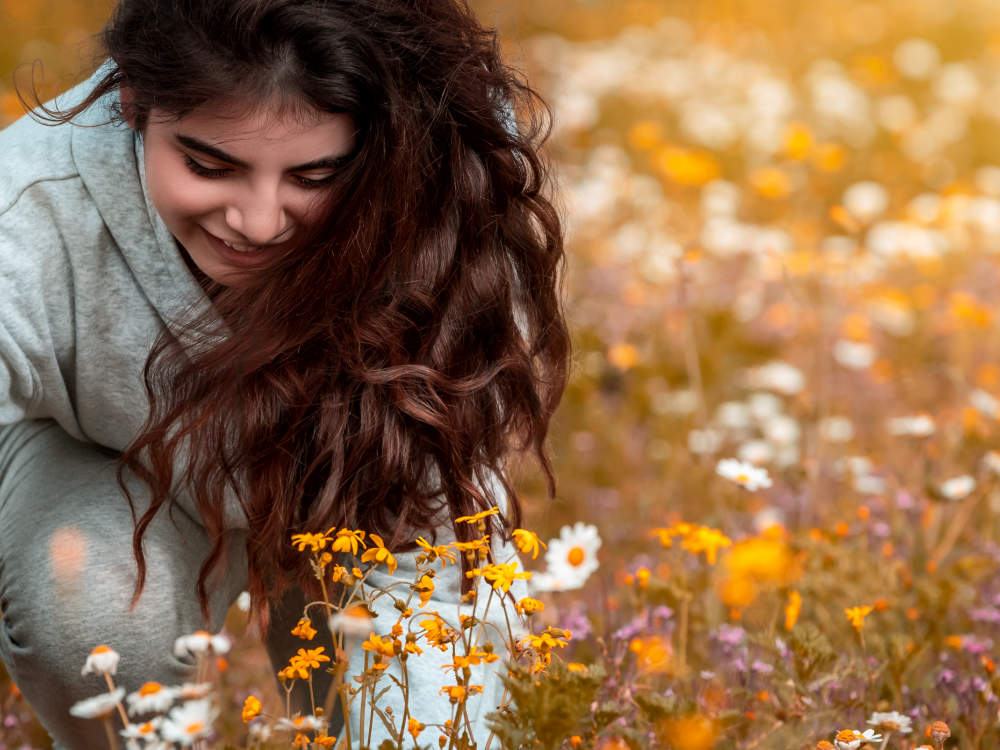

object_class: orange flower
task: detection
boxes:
[241,695,262,723]
[291,618,317,641]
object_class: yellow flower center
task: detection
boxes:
[567,546,585,566]
[92,645,111,653]
[139,682,163,696]
[186,722,205,734]
[139,723,155,735]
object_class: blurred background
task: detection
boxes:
[8,0,1000,745]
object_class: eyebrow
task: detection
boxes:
[175,134,351,171]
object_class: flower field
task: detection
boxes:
[7,0,1000,747]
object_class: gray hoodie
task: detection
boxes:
[0,65,520,745]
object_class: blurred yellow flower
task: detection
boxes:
[812,143,847,172]
[680,525,732,565]
[655,146,721,186]
[241,695,261,723]
[629,635,672,674]
[845,605,874,631]
[658,713,719,750]
[607,343,640,370]
[748,166,791,199]
[783,121,813,160]
[627,120,663,151]
[290,618,316,641]
[455,506,500,524]
[516,596,544,615]
[785,590,802,631]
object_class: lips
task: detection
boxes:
[201,226,280,267]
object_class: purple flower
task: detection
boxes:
[896,490,915,509]
[714,624,746,645]
[970,607,1000,624]
[751,659,774,674]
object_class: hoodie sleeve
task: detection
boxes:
[0,178,84,438]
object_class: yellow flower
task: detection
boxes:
[415,573,435,606]
[293,733,310,747]
[361,633,397,659]
[419,615,459,650]
[290,618,317,641]
[476,562,531,593]
[328,528,367,555]
[455,506,500,524]
[512,529,546,559]
[439,684,484,702]
[630,635,672,674]
[415,537,457,565]
[845,605,874,631]
[784,590,802,631]
[290,532,329,552]
[288,646,331,678]
[408,717,425,739]
[516,597,544,616]
[521,627,570,652]
[241,695,262,723]
[315,735,337,747]
[360,533,397,574]
[658,713,718,750]
[452,535,491,553]
[681,526,732,565]
[567,662,588,673]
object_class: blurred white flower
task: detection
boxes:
[688,428,723,455]
[716,458,773,491]
[126,682,179,716]
[763,415,801,446]
[876,94,917,134]
[121,718,163,743]
[738,439,774,465]
[853,474,886,495]
[843,181,889,224]
[819,416,855,443]
[747,392,784,422]
[887,415,935,437]
[933,63,980,105]
[868,298,915,337]
[971,389,1000,419]
[975,165,1000,197]
[868,710,913,734]
[967,197,1000,236]
[173,631,231,660]
[328,608,373,638]
[701,179,741,217]
[983,450,1000,476]
[276,714,328,732]
[714,401,752,431]
[866,222,949,259]
[939,475,975,501]
[81,645,120,677]
[752,506,785,532]
[893,38,940,79]
[907,193,941,224]
[745,361,805,395]
[69,688,126,720]
[833,339,876,370]
[235,591,251,613]
[160,698,218,745]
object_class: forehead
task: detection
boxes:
[149,96,356,158]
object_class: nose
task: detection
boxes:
[223,187,290,245]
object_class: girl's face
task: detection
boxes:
[140,98,356,286]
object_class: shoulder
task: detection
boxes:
[0,113,81,217]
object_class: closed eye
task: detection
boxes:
[183,155,230,177]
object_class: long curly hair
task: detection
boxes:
[25,0,569,623]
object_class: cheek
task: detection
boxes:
[145,154,216,225]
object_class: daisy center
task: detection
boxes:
[186,721,205,734]
[567,546,585,566]
[139,682,163,696]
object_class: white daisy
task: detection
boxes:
[125,682,179,715]
[716,458,773,491]
[159,698,218,746]
[248,721,273,742]
[328,609,374,638]
[69,688,125,720]
[867,710,913,734]
[818,415,855,443]
[538,522,601,590]
[175,683,213,700]
[971,389,999,419]
[121,717,163,741]
[843,181,889,224]
[81,645,120,677]
[172,630,231,659]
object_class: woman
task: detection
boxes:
[0,0,569,746]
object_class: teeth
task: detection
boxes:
[221,239,259,253]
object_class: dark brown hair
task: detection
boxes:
[26,0,568,623]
